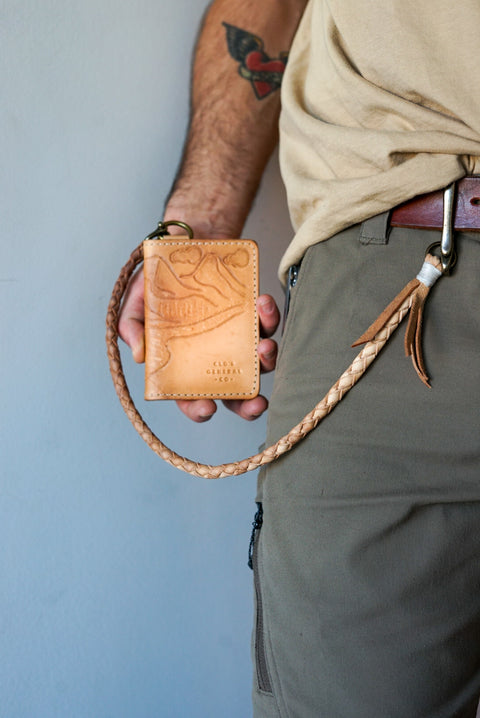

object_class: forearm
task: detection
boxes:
[118,0,298,412]
[165,0,308,237]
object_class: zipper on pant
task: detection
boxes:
[248,502,264,570]
[248,503,273,694]
[282,264,299,333]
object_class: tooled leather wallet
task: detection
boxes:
[143,236,259,400]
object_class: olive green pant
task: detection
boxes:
[253,222,480,718]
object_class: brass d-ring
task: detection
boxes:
[145,220,194,240]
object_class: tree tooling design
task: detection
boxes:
[144,246,249,374]
[223,22,288,99]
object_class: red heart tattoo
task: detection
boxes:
[223,23,288,100]
[245,51,287,99]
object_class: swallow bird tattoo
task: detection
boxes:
[223,22,288,100]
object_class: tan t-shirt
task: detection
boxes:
[278,0,480,282]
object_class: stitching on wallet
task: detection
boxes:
[144,240,259,399]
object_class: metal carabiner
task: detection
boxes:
[440,183,456,274]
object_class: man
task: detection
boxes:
[119,1,480,715]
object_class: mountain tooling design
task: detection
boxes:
[144,245,250,374]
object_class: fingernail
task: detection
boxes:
[258,297,274,314]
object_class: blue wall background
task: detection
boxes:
[1,1,292,716]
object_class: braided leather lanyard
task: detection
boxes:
[106,237,447,479]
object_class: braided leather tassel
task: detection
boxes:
[352,253,443,387]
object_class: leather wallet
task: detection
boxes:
[143,237,259,400]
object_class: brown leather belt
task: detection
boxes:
[390,176,480,231]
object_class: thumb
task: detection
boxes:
[117,268,145,363]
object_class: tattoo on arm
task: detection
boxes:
[223,23,288,100]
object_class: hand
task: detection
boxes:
[117,270,281,422]
[177,294,280,422]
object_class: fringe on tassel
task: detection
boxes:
[352,253,443,387]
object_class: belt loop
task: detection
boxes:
[359,211,391,245]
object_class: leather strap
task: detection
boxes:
[390,176,480,231]
[106,245,443,479]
